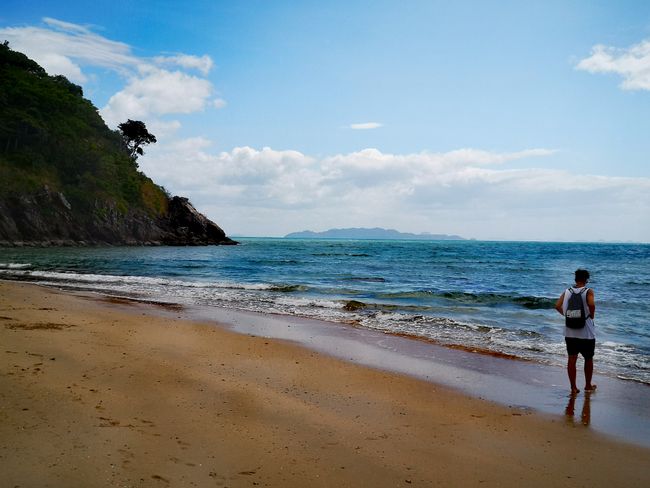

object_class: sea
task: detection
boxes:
[1,238,649,385]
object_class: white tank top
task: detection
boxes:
[562,286,595,339]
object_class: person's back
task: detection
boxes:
[555,269,597,394]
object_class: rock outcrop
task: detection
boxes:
[161,197,235,245]
[0,188,236,247]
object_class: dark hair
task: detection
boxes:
[575,269,590,283]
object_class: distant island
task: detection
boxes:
[285,228,465,240]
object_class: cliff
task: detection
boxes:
[0,42,235,246]
[0,190,234,246]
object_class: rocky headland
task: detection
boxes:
[0,42,235,247]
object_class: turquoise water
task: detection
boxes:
[1,239,648,384]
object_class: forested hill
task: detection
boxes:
[0,42,235,246]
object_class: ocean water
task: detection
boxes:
[1,238,648,384]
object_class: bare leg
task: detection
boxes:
[567,355,579,394]
[584,359,597,391]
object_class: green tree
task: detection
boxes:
[118,119,157,160]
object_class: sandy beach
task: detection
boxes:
[1,281,648,487]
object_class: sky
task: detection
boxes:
[1,0,649,241]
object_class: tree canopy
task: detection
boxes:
[0,42,168,217]
[118,119,157,160]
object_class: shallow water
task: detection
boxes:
[1,238,648,383]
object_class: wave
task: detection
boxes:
[377,289,555,309]
[512,296,556,309]
[441,291,555,309]
[340,299,435,314]
[378,290,436,299]
[312,252,371,257]
[0,268,320,300]
[250,258,302,266]
[1,263,647,384]
[269,284,309,293]
[629,280,650,286]
[0,268,272,292]
[341,276,386,283]
[0,262,32,269]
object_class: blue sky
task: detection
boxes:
[2,1,649,241]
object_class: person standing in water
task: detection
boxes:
[555,269,597,394]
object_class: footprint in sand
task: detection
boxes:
[118,448,135,467]
[98,416,121,427]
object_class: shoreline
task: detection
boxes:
[136,291,650,447]
[1,246,648,386]
[2,281,650,486]
[4,275,645,386]
[5,279,650,447]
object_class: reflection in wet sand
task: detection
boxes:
[565,392,593,426]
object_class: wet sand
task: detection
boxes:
[1,281,649,487]
[167,299,650,447]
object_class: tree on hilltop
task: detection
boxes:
[1,40,47,77]
[118,119,157,161]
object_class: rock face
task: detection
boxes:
[0,188,236,247]
[162,197,236,246]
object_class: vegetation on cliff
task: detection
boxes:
[0,42,234,245]
[0,41,166,216]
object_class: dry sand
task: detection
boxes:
[1,281,648,487]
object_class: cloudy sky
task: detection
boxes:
[2,1,649,241]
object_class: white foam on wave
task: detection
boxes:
[2,268,169,285]
[0,262,31,269]
[0,268,278,292]
[273,295,342,310]
[3,264,648,384]
[600,341,634,351]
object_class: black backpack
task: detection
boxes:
[565,288,588,329]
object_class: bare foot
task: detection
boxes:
[571,387,580,394]
[585,384,597,392]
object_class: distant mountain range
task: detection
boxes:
[284,227,465,240]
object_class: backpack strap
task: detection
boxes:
[569,287,588,295]
[584,287,591,317]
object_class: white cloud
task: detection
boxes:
[139,141,650,241]
[577,39,650,90]
[37,52,88,83]
[349,122,383,130]
[153,54,214,75]
[0,18,222,127]
[212,98,227,109]
[146,119,182,138]
[0,18,136,82]
[100,67,214,126]
[42,17,94,35]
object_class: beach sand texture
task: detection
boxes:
[1,281,648,487]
